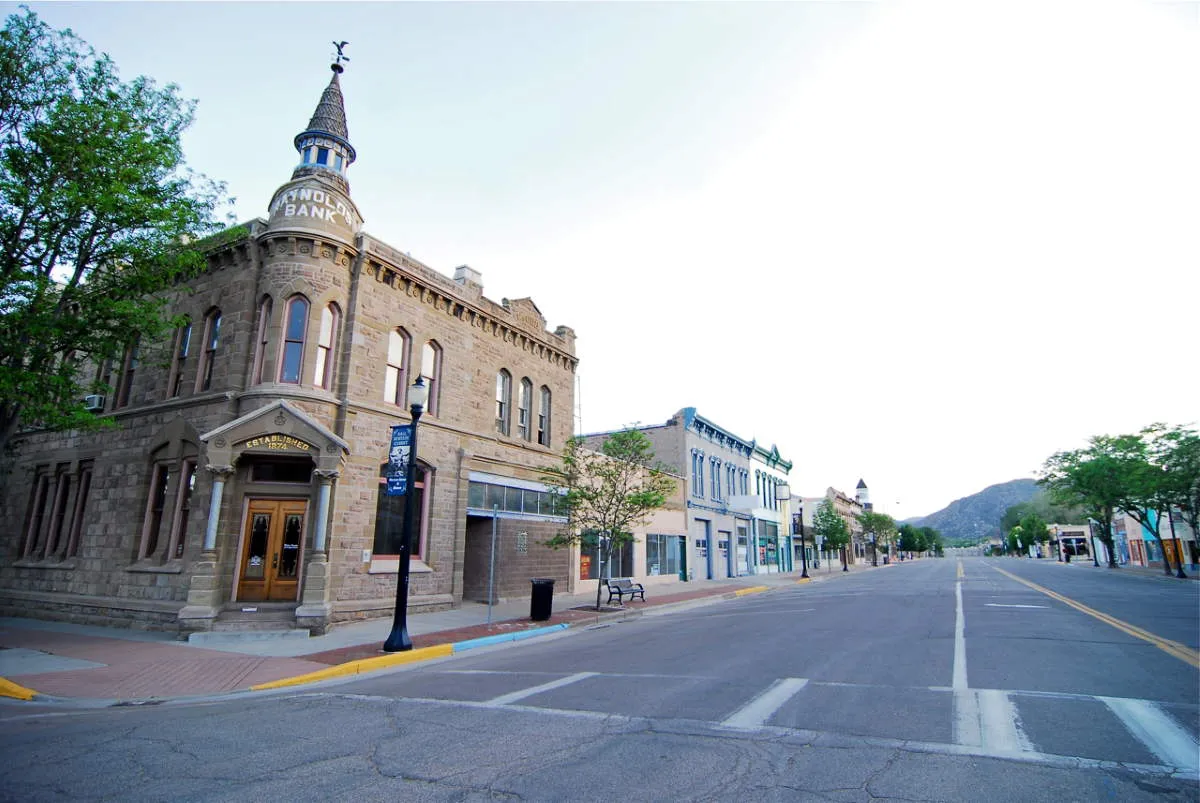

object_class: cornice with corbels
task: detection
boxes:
[364,257,578,373]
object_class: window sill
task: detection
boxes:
[125,560,185,574]
[368,558,433,575]
[12,557,78,570]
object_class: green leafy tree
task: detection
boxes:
[542,430,677,610]
[1155,424,1199,568]
[813,498,850,570]
[1006,525,1023,555]
[897,522,921,557]
[0,8,226,454]
[1000,490,1085,535]
[857,510,896,565]
[1040,438,1126,569]
[1017,513,1049,556]
[920,526,944,557]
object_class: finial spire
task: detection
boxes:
[331,40,350,74]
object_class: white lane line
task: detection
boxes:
[953,579,968,690]
[485,672,597,706]
[985,604,1047,609]
[721,677,809,730]
[1100,696,1200,771]
[954,690,982,747]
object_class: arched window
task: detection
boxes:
[517,378,533,440]
[168,320,191,397]
[251,297,272,385]
[139,446,198,563]
[115,335,140,408]
[537,385,551,446]
[196,309,221,392]
[384,328,411,405]
[313,303,339,389]
[420,340,442,416]
[495,370,512,435]
[279,296,309,384]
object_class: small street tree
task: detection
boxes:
[542,430,677,610]
[1017,513,1049,556]
[857,510,896,565]
[0,8,226,455]
[813,498,850,570]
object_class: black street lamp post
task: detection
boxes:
[383,377,429,653]
[793,511,809,579]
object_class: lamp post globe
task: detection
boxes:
[383,377,428,653]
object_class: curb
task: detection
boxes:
[0,676,38,701]
[250,643,455,690]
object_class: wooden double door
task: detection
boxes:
[237,499,307,602]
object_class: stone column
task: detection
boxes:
[296,469,339,634]
[178,464,234,634]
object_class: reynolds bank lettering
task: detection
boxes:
[270,187,358,228]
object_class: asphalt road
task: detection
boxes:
[2,558,1197,801]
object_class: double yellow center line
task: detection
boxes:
[991,566,1200,669]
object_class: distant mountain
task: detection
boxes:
[906,479,1039,543]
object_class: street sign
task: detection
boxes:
[386,425,412,496]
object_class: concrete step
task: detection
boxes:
[188,629,311,646]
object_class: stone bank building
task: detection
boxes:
[0,61,578,635]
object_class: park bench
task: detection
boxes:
[605,578,646,605]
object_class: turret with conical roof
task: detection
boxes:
[291,61,356,194]
[856,479,871,511]
[265,54,363,241]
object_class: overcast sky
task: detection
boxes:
[18,1,1198,519]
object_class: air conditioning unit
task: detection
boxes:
[83,394,105,412]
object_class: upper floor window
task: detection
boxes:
[537,386,551,446]
[196,309,221,392]
[279,296,309,384]
[313,303,339,389]
[495,370,512,435]
[740,470,748,496]
[115,336,140,408]
[691,450,705,498]
[517,378,533,441]
[420,341,442,416]
[251,297,272,385]
[316,147,330,166]
[710,458,721,501]
[168,321,191,397]
[385,328,411,405]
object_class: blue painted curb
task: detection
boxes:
[453,623,569,652]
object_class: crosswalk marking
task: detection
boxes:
[1100,696,1200,771]
[954,689,1034,753]
[721,677,809,730]
[485,672,596,706]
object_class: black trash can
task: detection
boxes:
[530,578,555,621]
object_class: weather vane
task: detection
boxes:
[332,41,350,73]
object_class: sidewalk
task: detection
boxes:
[0,561,882,704]
[1049,557,1200,581]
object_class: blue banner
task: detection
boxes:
[387,425,412,496]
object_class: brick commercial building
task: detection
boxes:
[1,59,578,635]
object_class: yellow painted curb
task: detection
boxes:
[1,677,38,701]
[734,585,770,597]
[250,643,454,690]
[795,578,812,584]
[992,566,1200,669]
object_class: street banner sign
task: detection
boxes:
[387,425,412,496]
